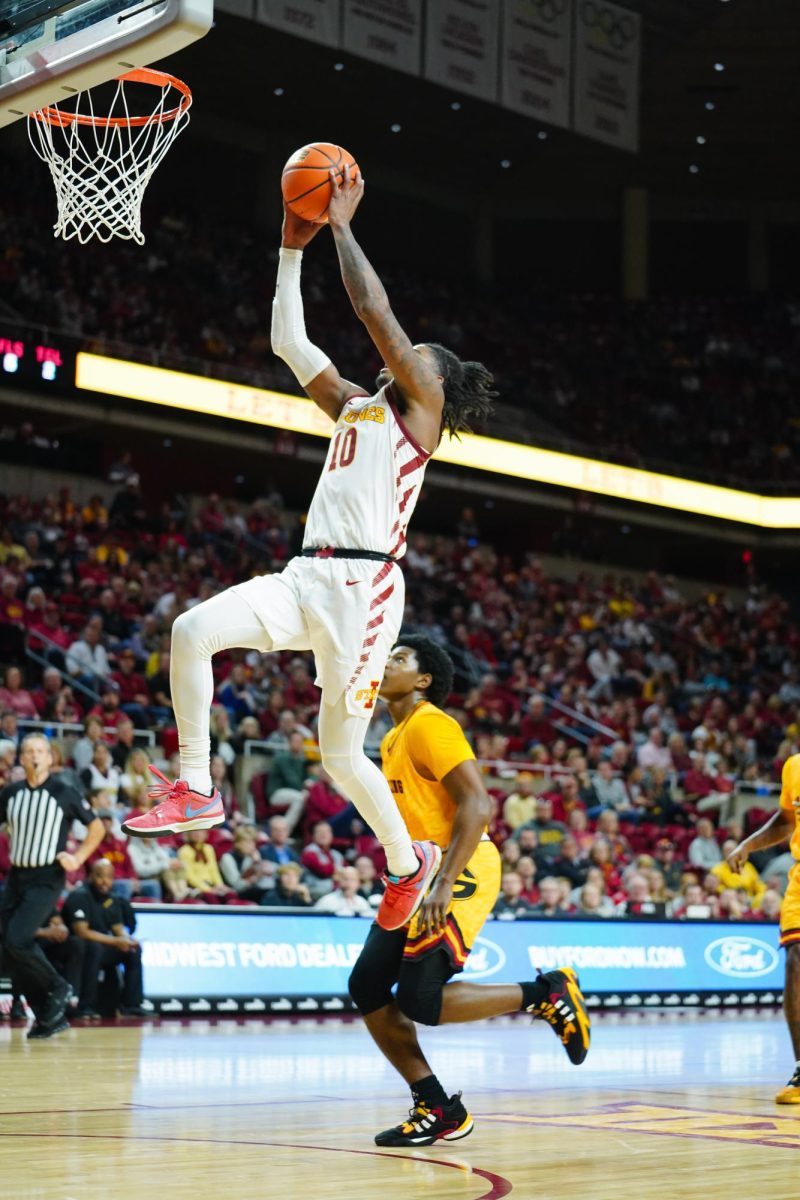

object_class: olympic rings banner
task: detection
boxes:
[573,0,641,150]
[133,908,784,1013]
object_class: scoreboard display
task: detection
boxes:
[0,327,71,386]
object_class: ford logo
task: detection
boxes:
[704,936,779,979]
[463,935,506,980]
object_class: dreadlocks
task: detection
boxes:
[424,342,497,439]
[396,634,455,709]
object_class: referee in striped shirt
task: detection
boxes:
[0,733,103,1037]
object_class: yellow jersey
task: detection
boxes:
[779,753,800,860]
[381,701,477,848]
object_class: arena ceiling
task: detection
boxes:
[162,0,800,220]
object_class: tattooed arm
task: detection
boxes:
[327,166,444,425]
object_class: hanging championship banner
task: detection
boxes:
[342,0,422,75]
[424,0,500,102]
[255,0,342,47]
[500,0,571,128]
[573,0,640,151]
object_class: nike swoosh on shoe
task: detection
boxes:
[184,797,222,818]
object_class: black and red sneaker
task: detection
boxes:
[528,967,591,1065]
[375,1093,474,1147]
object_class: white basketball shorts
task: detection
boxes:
[231,555,404,718]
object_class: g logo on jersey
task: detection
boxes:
[451,867,478,901]
[581,0,637,50]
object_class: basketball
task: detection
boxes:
[281,142,360,223]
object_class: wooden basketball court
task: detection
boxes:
[1,1010,797,1198]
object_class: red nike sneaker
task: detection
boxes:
[376,840,442,931]
[121,765,224,839]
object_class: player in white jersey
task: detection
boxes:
[123,165,496,931]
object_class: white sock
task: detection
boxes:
[182,768,213,795]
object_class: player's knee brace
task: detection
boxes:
[348,957,394,1016]
[394,976,444,1027]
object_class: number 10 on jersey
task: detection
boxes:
[329,427,357,471]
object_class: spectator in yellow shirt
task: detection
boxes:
[710,838,766,910]
[502,771,538,830]
[177,830,232,900]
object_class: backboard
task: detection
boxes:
[0,0,213,127]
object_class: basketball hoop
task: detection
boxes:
[28,68,192,245]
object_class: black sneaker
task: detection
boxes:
[39,979,72,1028]
[10,998,28,1021]
[27,1017,70,1040]
[120,1005,151,1018]
[528,967,591,1065]
[375,1093,473,1147]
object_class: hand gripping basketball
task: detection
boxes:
[281,141,360,223]
[327,162,365,230]
[281,204,326,250]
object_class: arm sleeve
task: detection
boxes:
[0,785,9,825]
[270,248,332,387]
[404,711,476,783]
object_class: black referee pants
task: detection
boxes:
[0,865,64,1002]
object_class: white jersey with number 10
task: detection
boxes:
[303,385,433,557]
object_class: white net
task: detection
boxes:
[27,69,192,246]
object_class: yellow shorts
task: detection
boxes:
[403,839,502,970]
[780,862,800,947]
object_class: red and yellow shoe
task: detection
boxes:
[776,1068,800,1104]
[374,1094,473,1147]
[376,840,442,932]
[121,766,224,839]
[528,967,591,1065]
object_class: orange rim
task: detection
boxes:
[33,68,192,128]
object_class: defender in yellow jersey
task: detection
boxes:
[348,636,590,1148]
[729,751,800,1103]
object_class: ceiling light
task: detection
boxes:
[333,62,344,71]
[689,164,700,174]
[537,130,548,140]
[714,62,725,71]
[273,87,284,96]
[705,101,716,111]
[500,159,511,169]
[450,101,461,111]
[390,123,402,132]
[696,135,706,144]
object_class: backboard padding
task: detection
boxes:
[0,0,213,127]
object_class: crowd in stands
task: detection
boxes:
[1,467,798,941]
[1,149,799,489]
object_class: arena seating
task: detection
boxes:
[1,149,799,489]
[0,469,794,922]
